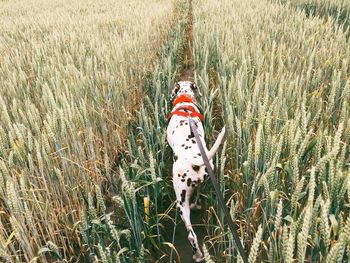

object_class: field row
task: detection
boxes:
[193,0,350,261]
[280,0,350,37]
[0,0,180,261]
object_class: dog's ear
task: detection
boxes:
[190,82,202,97]
[170,82,180,101]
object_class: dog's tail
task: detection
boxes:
[192,126,226,167]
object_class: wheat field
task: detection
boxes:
[1,0,350,262]
[0,0,177,261]
[194,0,350,261]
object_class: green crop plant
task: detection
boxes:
[193,0,350,261]
[80,0,190,261]
[0,0,178,261]
[278,0,350,38]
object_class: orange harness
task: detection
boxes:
[167,94,204,123]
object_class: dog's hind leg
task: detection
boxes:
[174,181,203,262]
[190,185,202,210]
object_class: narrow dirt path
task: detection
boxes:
[161,1,208,262]
[179,0,195,81]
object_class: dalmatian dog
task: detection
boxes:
[167,81,226,262]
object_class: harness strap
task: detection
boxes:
[173,94,199,107]
[188,118,248,263]
[168,95,204,123]
[167,105,204,123]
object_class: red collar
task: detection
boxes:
[173,94,199,107]
[167,95,203,123]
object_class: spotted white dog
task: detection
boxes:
[167,81,225,262]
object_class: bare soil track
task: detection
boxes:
[161,0,208,262]
[179,0,195,82]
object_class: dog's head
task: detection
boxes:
[170,81,201,101]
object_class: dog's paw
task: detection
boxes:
[190,203,202,210]
[193,251,203,262]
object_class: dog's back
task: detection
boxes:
[166,81,225,262]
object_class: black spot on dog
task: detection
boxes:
[198,153,201,156]
[192,139,196,144]
[181,190,186,203]
[172,130,175,135]
[185,146,188,150]
[193,156,197,158]
[204,173,209,179]
[179,210,183,215]
[178,174,181,177]
[188,134,194,139]
[192,165,200,172]
[189,146,192,149]
[196,179,201,184]
[181,179,185,182]
[192,184,196,188]
[187,178,192,187]
[193,247,198,252]
[186,138,189,141]
[205,167,208,173]
[174,155,178,161]
[182,144,185,147]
